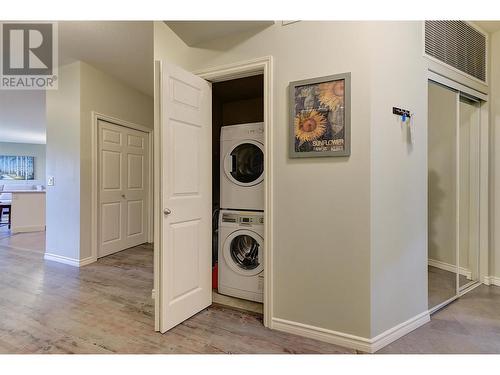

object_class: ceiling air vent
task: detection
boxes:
[425,21,487,82]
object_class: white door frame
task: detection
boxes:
[154,61,161,331]
[195,56,274,327]
[90,111,154,263]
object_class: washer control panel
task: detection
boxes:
[222,212,264,226]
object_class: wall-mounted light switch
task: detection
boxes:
[47,176,55,186]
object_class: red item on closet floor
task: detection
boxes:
[212,263,218,290]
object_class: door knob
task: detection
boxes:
[121,194,126,199]
[163,208,172,215]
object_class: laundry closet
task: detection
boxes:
[211,74,265,314]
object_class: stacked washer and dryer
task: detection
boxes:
[218,122,265,303]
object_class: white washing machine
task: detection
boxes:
[218,210,264,303]
[220,122,264,211]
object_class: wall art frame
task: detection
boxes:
[289,72,351,158]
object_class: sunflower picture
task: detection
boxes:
[289,73,351,158]
[318,80,344,110]
[294,110,327,144]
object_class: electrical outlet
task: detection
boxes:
[47,176,55,186]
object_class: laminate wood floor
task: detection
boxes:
[212,290,263,314]
[378,284,500,353]
[0,241,353,354]
[0,229,45,253]
[1,233,500,354]
[0,223,11,240]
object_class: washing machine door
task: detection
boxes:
[223,140,264,187]
[223,229,264,276]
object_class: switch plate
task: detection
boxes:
[47,176,55,186]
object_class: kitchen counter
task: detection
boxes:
[1,191,46,233]
[1,190,46,193]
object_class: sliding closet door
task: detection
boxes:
[428,81,459,310]
[458,97,481,289]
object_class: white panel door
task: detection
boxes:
[99,120,149,258]
[160,62,212,332]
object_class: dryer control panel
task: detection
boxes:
[221,212,264,226]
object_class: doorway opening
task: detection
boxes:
[427,78,485,313]
[0,90,46,255]
[211,75,265,315]
[157,57,274,332]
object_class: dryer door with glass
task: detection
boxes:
[223,140,264,187]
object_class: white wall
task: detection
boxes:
[368,22,428,337]
[79,61,154,259]
[0,142,46,188]
[46,61,153,262]
[0,90,46,144]
[46,62,82,260]
[154,21,428,339]
[155,21,372,338]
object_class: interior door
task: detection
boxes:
[159,62,212,332]
[99,120,149,258]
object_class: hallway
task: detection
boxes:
[1,235,500,353]
[0,241,352,353]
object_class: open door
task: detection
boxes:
[159,61,212,332]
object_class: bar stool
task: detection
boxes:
[0,201,11,229]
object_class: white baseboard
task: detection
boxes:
[44,253,97,267]
[79,256,97,267]
[11,225,45,234]
[370,311,430,352]
[272,317,372,352]
[428,258,472,280]
[272,311,430,353]
[483,276,500,286]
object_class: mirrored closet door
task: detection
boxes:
[458,96,481,291]
[427,81,482,312]
[428,81,459,310]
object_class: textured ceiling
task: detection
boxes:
[58,21,153,97]
[165,21,274,46]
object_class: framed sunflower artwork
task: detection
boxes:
[290,73,351,158]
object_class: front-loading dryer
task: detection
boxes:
[220,122,264,211]
[218,210,264,302]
